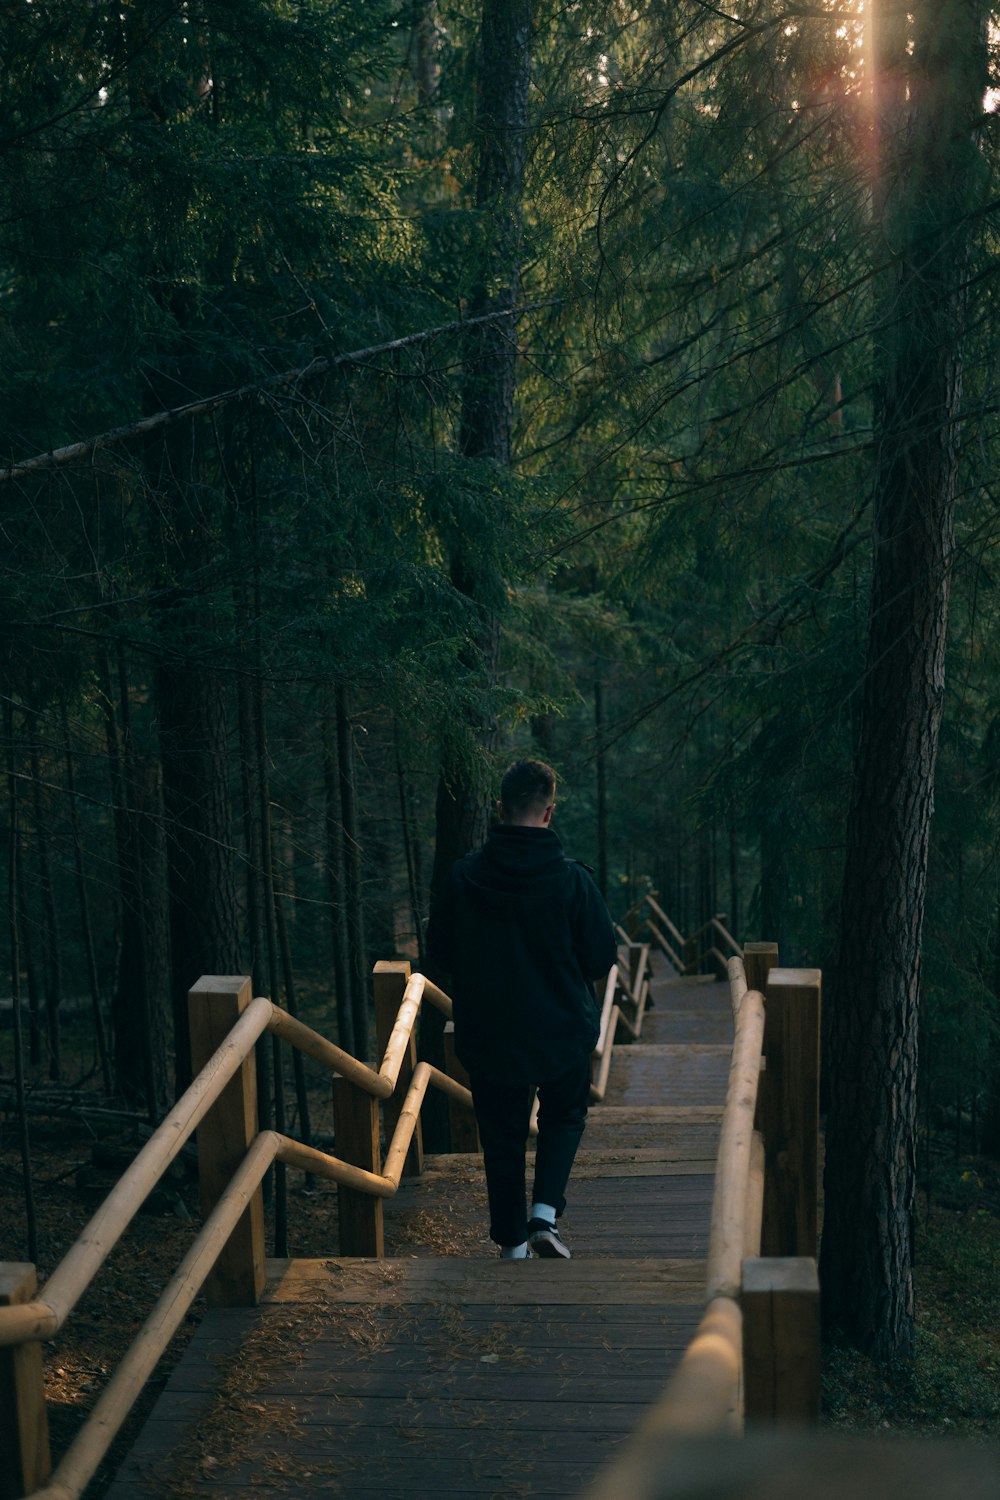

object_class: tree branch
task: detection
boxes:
[0,301,558,484]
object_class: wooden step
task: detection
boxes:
[637,1009,733,1044]
[269,1255,706,1304]
[601,1044,732,1109]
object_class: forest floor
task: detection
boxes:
[823,1141,1000,1439]
[2,1039,999,1496]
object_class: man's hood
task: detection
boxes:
[459,824,569,919]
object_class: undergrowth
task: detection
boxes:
[823,1175,1000,1438]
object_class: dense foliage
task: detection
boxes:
[3,1,1000,1357]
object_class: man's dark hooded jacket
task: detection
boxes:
[427,823,617,1083]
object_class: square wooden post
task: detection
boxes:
[742,1256,820,1424]
[0,1264,51,1500]
[743,941,779,997]
[188,975,266,1307]
[758,967,821,1258]
[333,1077,384,1256]
[373,960,422,1177]
[444,1022,480,1152]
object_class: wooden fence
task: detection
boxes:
[0,964,472,1500]
[586,903,823,1499]
[619,891,744,980]
[0,901,826,1500]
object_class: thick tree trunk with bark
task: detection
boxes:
[323,710,354,1055]
[30,742,63,1082]
[457,0,532,467]
[336,687,370,1062]
[820,0,987,1361]
[429,0,533,881]
[426,0,534,1147]
[157,648,241,1095]
[63,707,112,1096]
[104,648,171,1114]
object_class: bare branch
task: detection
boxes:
[0,301,558,484]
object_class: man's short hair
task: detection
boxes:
[500,758,557,816]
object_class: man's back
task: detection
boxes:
[428,821,616,1083]
[425,757,617,1260]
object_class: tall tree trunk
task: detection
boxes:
[396,735,425,966]
[30,741,62,1082]
[6,701,37,1259]
[323,710,354,1054]
[337,684,369,1061]
[427,0,534,1146]
[413,3,441,103]
[728,814,739,945]
[19,846,42,1068]
[157,651,241,1094]
[125,0,240,1095]
[62,703,113,1096]
[820,0,987,1361]
[595,679,608,900]
[276,894,313,1158]
[758,804,788,957]
[149,399,241,1102]
[981,896,1000,1160]
[457,0,532,469]
[235,619,275,1153]
[251,663,288,1251]
[104,647,171,1115]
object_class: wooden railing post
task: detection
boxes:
[683,935,698,974]
[444,1022,480,1152]
[189,975,266,1306]
[758,967,821,1258]
[0,1264,51,1500]
[333,1076,384,1256]
[743,940,779,996]
[742,1256,820,1424]
[373,960,422,1177]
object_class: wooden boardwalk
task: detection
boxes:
[106,961,730,1499]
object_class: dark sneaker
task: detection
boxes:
[527,1218,571,1259]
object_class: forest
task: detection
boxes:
[2,0,1000,1381]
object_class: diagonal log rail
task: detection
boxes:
[587,945,824,1499]
[0,974,458,1350]
[0,970,469,1500]
[589,965,622,1102]
[620,892,740,979]
[586,957,765,1497]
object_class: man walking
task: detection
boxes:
[427,759,617,1260]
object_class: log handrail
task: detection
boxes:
[619,893,741,977]
[0,973,454,1352]
[0,969,469,1500]
[614,942,651,1042]
[590,966,622,1103]
[693,915,742,957]
[705,961,765,1302]
[643,894,686,949]
[588,947,824,1498]
[646,917,687,973]
[588,956,765,1499]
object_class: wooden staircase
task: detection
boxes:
[105,954,730,1499]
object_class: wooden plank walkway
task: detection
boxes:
[106,959,730,1500]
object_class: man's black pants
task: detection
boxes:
[470,1057,592,1248]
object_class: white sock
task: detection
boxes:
[530,1202,557,1225]
[500,1241,530,1259]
